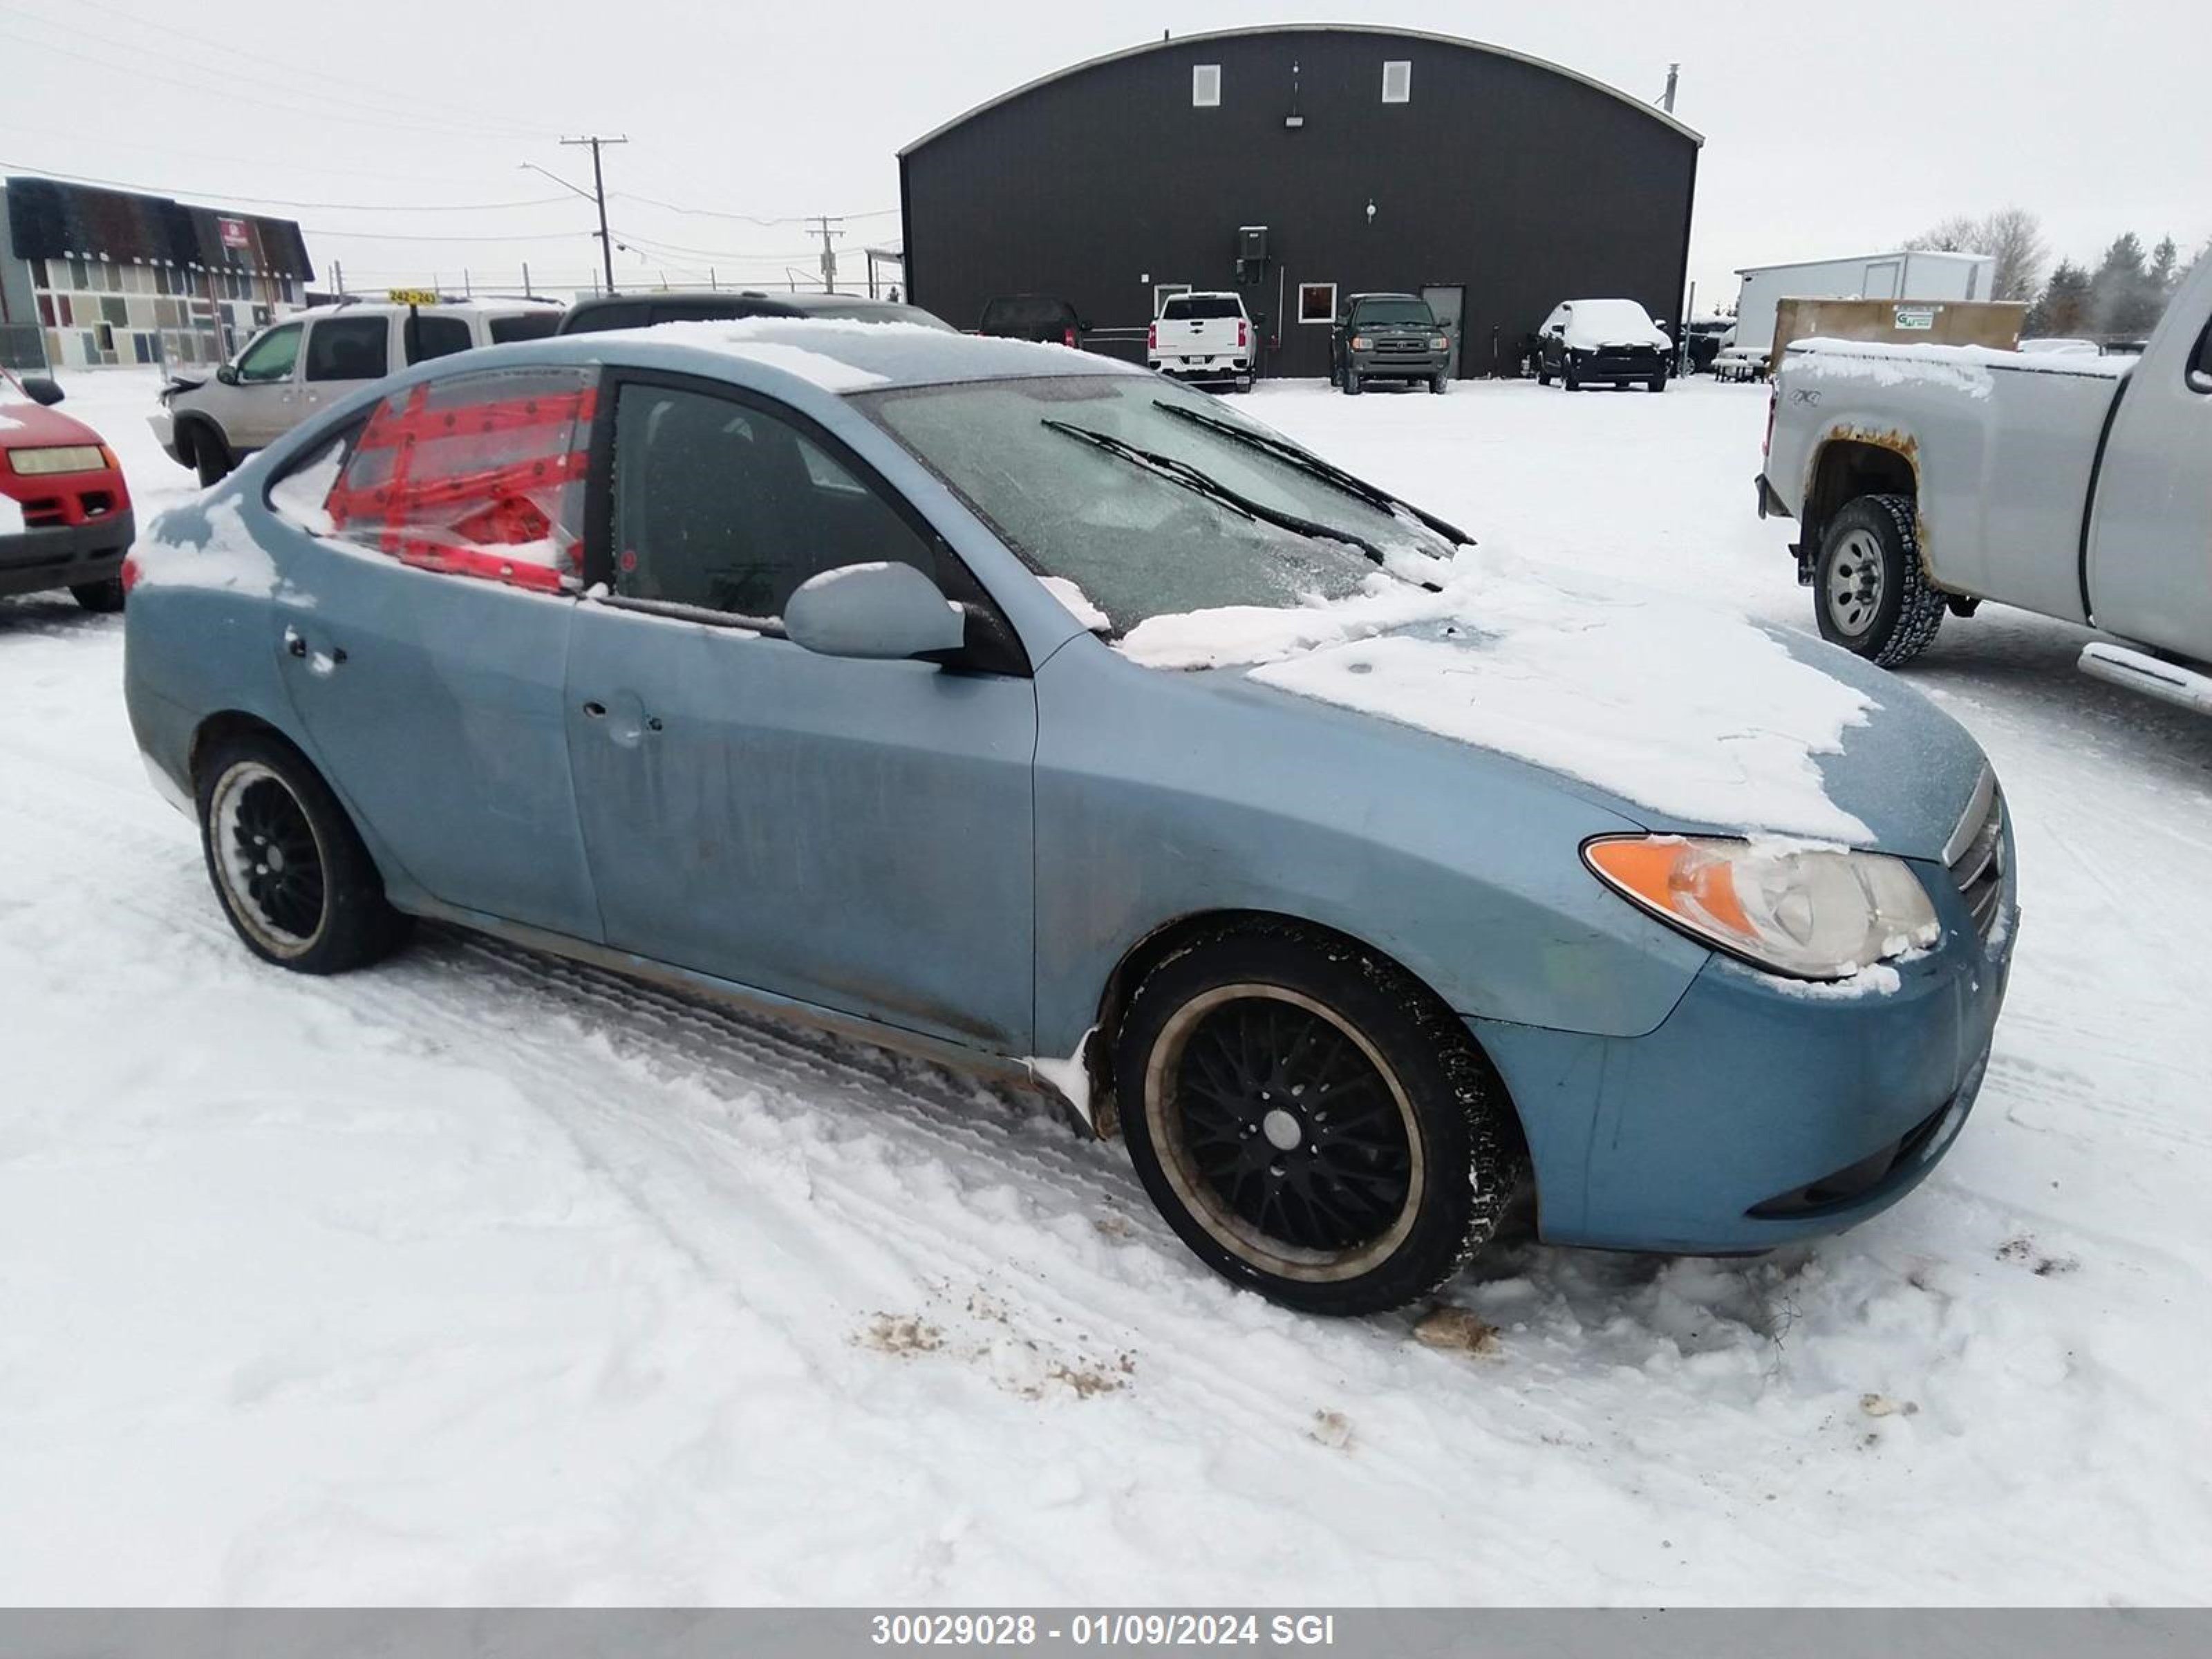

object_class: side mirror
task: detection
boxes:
[216,363,241,386]
[785,562,966,662]
[19,375,64,406]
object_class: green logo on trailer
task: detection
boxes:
[1895,305,1939,330]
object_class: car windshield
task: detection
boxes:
[1351,299,1434,326]
[858,375,1459,634]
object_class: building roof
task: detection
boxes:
[1734,250,1994,276]
[4,176,313,279]
[900,24,1703,156]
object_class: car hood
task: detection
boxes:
[0,398,104,450]
[1119,568,1988,861]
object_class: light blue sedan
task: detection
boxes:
[122,322,2016,1315]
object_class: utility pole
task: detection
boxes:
[561,134,628,295]
[522,262,532,299]
[811,214,845,292]
[1661,63,1679,113]
[333,261,344,297]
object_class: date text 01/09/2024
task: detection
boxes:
[870,1613,1339,1647]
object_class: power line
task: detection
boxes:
[0,121,543,186]
[0,24,553,143]
[0,1,558,140]
[609,190,899,226]
[0,161,577,212]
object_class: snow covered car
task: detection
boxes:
[1534,299,1673,391]
[1,365,134,612]
[122,320,2017,1316]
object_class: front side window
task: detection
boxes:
[1297,283,1335,325]
[306,315,391,382]
[234,322,301,383]
[315,366,596,592]
[860,375,1458,635]
[609,382,940,623]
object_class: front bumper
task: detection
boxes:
[1476,853,2019,1254]
[147,409,180,465]
[0,509,138,599]
[1349,348,1448,381]
[1573,349,1669,383]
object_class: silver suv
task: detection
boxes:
[151,299,565,484]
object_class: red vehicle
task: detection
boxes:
[1,366,135,612]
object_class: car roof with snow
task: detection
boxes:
[538,316,1145,392]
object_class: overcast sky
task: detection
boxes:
[3,0,2204,314]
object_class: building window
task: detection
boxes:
[1297,283,1337,325]
[1192,64,1220,106]
[1153,283,1192,316]
[1382,60,1412,103]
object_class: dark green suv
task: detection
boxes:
[1330,294,1451,395]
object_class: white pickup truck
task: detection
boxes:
[1757,256,2212,713]
[1147,292,1255,391]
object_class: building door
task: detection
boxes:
[1422,285,1465,378]
[1862,260,1902,299]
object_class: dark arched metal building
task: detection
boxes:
[899,25,1700,379]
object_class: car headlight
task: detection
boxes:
[1350,335,1370,351]
[1584,835,1939,980]
[8,444,108,476]
[1430,335,1449,350]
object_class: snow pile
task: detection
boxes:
[1560,299,1671,351]
[133,498,283,597]
[1127,551,1877,842]
[1789,338,2134,395]
[266,443,344,535]
[1037,575,1110,632]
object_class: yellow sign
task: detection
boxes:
[385,288,439,306]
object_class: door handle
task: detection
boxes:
[285,627,306,658]
[582,700,607,718]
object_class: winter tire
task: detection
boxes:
[1815,494,1947,668]
[1429,373,1449,395]
[187,424,234,488]
[1537,364,1553,386]
[1116,923,1524,1317]
[196,732,409,975]
[1647,375,1667,393]
[69,578,125,612]
[1344,367,1362,396]
[1563,355,1582,391]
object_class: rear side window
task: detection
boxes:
[403,312,474,365]
[488,311,562,344]
[305,315,391,382]
[315,366,597,592]
[1163,294,1241,320]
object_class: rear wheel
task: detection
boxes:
[69,578,125,612]
[196,733,409,974]
[1815,494,1947,667]
[1116,924,1523,1316]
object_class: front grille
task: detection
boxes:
[1374,341,1429,358]
[1947,774,2006,941]
[21,497,66,529]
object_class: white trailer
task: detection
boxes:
[1716,250,1995,376]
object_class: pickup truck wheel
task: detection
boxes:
[1428,372,1449,395]
[1343,367,1362,396]
[1816,495,1946,668]
[1116,923,1524,1316]
[184,422,234,487]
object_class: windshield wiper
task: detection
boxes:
[1151,400,1473,547]
[1040,419,1388,565]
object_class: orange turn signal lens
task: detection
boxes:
[1585,836,1752,940]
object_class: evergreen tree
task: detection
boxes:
[2025,261,2092,337]
[2148,235,2180,294]
[2090,233,2162,335]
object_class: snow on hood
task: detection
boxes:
[1121,550,1880,843]
[1562,301,1670,352]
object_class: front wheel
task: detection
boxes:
[1116,925,1524,1316]
[1343,367,1362,396]
[1562,355,1582,391]
[187,427,234,488]
[1815,494,1947,667]
[1647,375,1667,393]
[70,578,125,612]
[1428,372,1450,395]
[196,733,409,974]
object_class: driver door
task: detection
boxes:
[563,372,1038,1053]
[223,320,303,449]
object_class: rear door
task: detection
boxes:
[298,313,394,430]
[265,364,602,941]
[563,371,1038,1051]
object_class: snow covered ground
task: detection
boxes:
[3,368,2209,1606]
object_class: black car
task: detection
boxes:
[1329,294,1451,395]
[558,289,953,335]
[977,294,1087,347]
[1532,299,1672,392]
